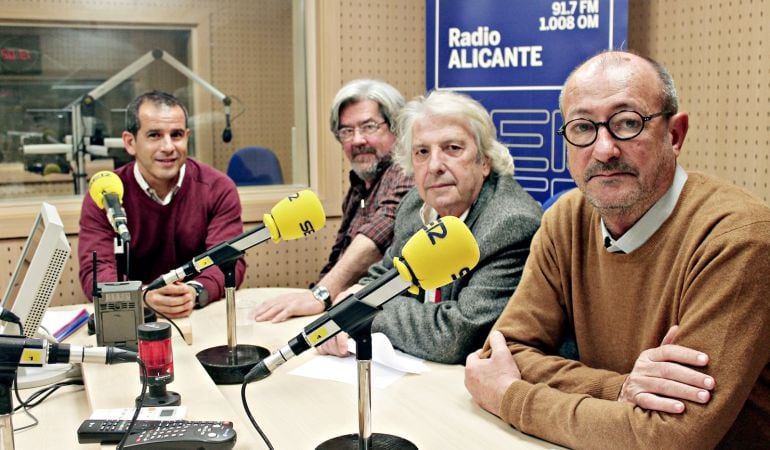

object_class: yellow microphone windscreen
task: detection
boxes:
[43,163,62,176]
[263,190,326,242]
[393,216,479,291]
[88,170,124,209]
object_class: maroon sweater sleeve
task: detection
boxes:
[77,160,245,303]
[188,162,246,301]
[78,189,121,301]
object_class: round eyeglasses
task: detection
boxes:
[336,120,387,142]
[557,110,670,148]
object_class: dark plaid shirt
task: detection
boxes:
[318,157,414,280]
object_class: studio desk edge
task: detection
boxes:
[49,289,562,450]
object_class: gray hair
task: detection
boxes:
[559,49,679,115]
[394,90,514,176]
[329,79,405,138]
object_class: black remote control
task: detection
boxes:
[77,419,164,444]
[77,419,236,449]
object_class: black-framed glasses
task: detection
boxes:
[557,110,670,147]
[336,120,387,142]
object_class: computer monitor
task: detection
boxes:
[1,202,73,387]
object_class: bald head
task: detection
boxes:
[557,50,689,236]
[559,50,678,118]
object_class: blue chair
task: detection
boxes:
[226,147,283,186]
[542,187,574,211]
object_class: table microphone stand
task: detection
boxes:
[0,371,16,450]
[316,321,417,450]
[114,235,129,281]
[196,260,269,384]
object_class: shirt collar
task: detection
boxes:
[601,164,688,253]
[419,203,470,225]
[133,162,185,205]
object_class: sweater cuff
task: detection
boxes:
[499,379,534,428]
[597,374,627,401]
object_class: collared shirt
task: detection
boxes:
[602,164,688,253]
[318,157,414,279]
[133,163,185,205]
[419,203,470,224]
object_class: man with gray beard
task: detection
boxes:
[253,79,414,321]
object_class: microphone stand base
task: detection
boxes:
[196,344,269,385]
[138,391,181,407]
[317,433,417,450]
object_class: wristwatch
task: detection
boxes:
[311,285,332,310]
[189,282,209,308]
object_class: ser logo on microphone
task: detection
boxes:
[451,267,471,281]
[300,220,315,236]
[423,220,448,245]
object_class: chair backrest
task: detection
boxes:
[226,147,284,186]
[542,187,574,211]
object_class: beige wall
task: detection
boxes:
[1,0,768,306]
[628,0,770,203]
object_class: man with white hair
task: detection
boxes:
[318,90,542,363]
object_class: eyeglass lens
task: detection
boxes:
[562,111,647,147]
[337,121,383,141]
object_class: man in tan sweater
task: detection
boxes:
[464,50,770,449]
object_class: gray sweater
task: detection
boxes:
[363,173,542,363]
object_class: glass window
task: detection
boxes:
[0,0,309,201]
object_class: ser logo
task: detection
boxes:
[423,219,448,245]
[451,267,471,281]
[300,220,315,236]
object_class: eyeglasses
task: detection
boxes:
[336,120,387,142]
[557,110,670,148]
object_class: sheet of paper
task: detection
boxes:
[349,332,427,374]
[40,308,88,340]
[89,406,187,421]
[288,333,427,388]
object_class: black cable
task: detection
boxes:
[240,382,274,450]
[141,289,186,341]
[229,95,247,123]
[12,405,38,432]
[125,240,131,281]
[116,358,148,450]
[1,310,25,337]
[11,363,82,433]
[0,309,23,330]
[13,379,83,411]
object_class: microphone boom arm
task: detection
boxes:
[147,225,272,290]
[254,273,411,378]
[70,48,232,194]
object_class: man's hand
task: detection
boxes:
[316,332,351,357]
[145,282,195,318]
[618,325,715,413]
[464,330,521,417]
[251,291,324,323]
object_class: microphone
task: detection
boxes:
[89,170,131,243]
[222,97,232,143]
[145,189,326,291]
[244,216,480,382]
[0,334,138,369]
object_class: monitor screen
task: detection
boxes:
[1,202,70,337]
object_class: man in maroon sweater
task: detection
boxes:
[78,91,245,318]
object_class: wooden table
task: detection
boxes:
[12,289,562,449]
